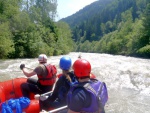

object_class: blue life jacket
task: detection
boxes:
[67,79,108,113]
[1,97,30,113]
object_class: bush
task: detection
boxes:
[137,45,150,58]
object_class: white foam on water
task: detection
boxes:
[0,52,150,113]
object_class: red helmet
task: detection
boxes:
[73,59,91,78]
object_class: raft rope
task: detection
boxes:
[12,79,17,98]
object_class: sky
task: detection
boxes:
[56,0,97,21]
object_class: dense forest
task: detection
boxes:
[0,0,74,59]
[0,0,150,59]
[62,0,150,58]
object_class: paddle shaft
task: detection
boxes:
[41,91,53,96]
[25,67,33,70]
[78,52,82,58]
[48,105,68,113]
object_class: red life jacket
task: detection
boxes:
[37,64,57,86]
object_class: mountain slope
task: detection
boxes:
[61,0,113,27]
[61,0,142,41]
[60,0,150,58]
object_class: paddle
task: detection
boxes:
[78,52,82,58]
[41,91,53,96]
[25,67,33,70]
[40,105,68,113]
[34,91,53,100]
[48,105,68,113]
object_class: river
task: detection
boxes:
[0,52,150,113]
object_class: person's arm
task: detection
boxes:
[46,78,62,101]
[23,65,44,77]
[67,109,80,113]
[22,68,36,77]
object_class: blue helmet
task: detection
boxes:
[59,56,72,70]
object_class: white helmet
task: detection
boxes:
[38,54,47,63]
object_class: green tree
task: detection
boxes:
[141,3,150,45]
[55,21,75,55]
[23,0,57,22]
[137,3,150,57]
[0,22,14,58]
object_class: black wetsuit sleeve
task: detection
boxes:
[47,77,63,101]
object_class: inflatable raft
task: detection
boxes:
[0,78,40,113]
[0,74,97,113]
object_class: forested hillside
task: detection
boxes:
[1,0,150,59]
[0,0,74,59]
[61,0,150,58]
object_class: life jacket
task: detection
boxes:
[37,64,57,86]
[67,79,108,113]
[1,97,30,113]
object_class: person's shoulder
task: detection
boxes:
[46,63,57,73]
[73,87,84,92]
[46,63,56,68]
[57,75,65,82]
[71,86,89,102]
[34,64,42,70]
[34,64,46,75]
[72,85,87,95]
[71,88,83,99]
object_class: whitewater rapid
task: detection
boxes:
[0,52,150,113]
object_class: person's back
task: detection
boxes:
[36,63,57,86]
[20,54,57,98]
[40,56,77,111]
[67,59,108,113]
[53,71,76,102]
